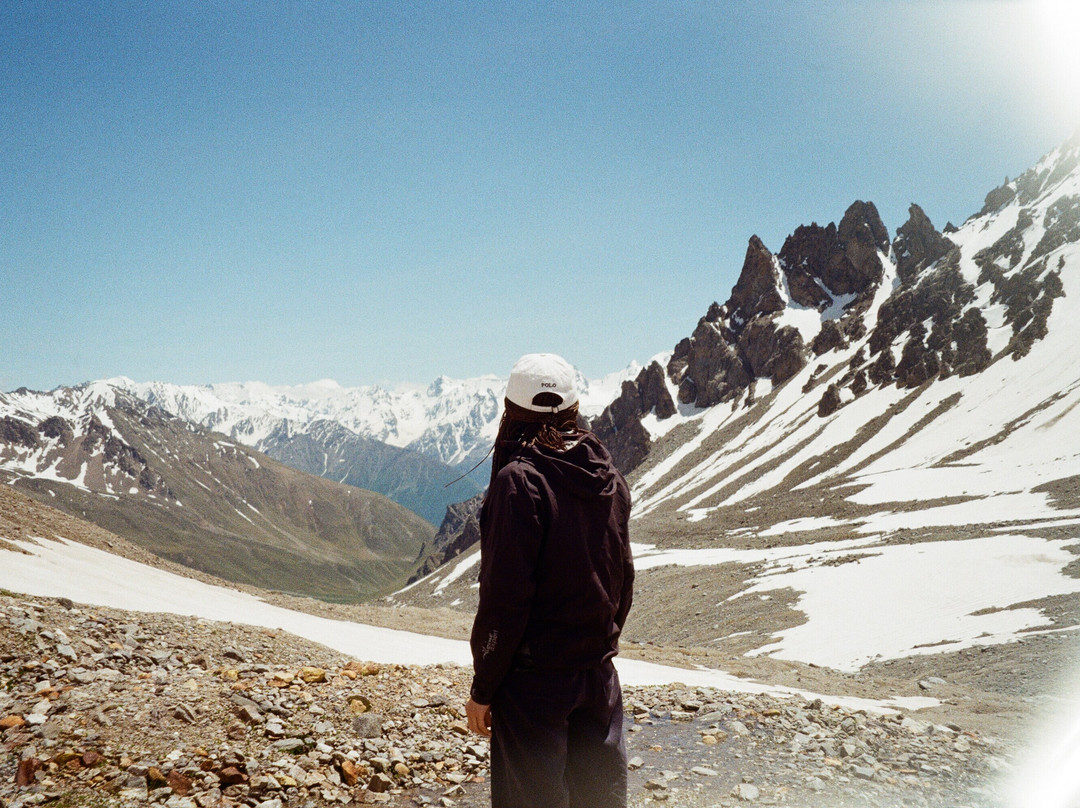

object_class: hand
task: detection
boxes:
[466,698,492,737]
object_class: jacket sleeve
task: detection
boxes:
[469,464,545,704]
[613,482,634,631]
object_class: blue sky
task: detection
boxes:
[3,1,1078,391]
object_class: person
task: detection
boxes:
[465,352,634,808]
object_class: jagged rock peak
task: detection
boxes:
[832,200,889,295]
[892,203,955,285]
[591,360,676,474]
[778,200,888,309]
[727,235,784,324]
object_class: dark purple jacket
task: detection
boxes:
[469,432,633,705]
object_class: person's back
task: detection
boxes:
[466,353,634,808]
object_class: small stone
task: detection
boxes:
[0,715,26,730]
[218,766,248,786]
[148,766,169,789]
[735,782,760,801]
[367,772,394,793]
[343,660,380,676]
[627,756,644,770]
[853,765,876,780]
[81,750,105,767]
[168,770,194,795]
[298,666,326,684]
[339,759,361,786]
[348,695,372,714]
[691,766,718,777]
[727,720,750,736]
[272,738,306,753]
[701,734,718,745]
[16,757,42,787]
[352,713,384,738]
[30,699,51,715]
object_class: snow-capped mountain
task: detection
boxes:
[111,363,638,471]
[397,131,1080,678]
[605,130,1080,524]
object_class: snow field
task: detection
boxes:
[0,535,933,714]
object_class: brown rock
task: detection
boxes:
[147,766,168,789]
[342,660,381,676]
[298,666,326,684]
[893,203,954,285]
[339,759,361,787]
[367,772,394,793]
[739,321,806,384]
[218,766,248,786]
[811,320,847,356]
[168,770,194,795]
[818,384,842,417]
[0,715,26,730]
[16,757,41,787]
[728,235,785,320]
[80,750,106,767]
[348,695,372,714]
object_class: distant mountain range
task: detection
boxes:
[106,367,637,524]
[0,362,638,599]
[0,383,434,602]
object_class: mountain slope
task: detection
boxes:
[623,132,1080,529]
[0,383,435,601]
[395,133,1080,678]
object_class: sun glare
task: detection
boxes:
[1033,0,1080,118]
[1005,676,1080,808]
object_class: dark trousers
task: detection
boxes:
[489,660,626,808]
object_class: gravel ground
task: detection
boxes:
[1,593,1018,808]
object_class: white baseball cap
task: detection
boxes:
[505,353,580,413]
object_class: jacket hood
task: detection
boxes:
[515,432,621,499]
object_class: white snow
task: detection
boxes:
[743,533,1080,672]
[432,552,481,595]
[0,535,933,713]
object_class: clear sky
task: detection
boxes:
[3,0,1079,391]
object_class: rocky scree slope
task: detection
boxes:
[0,384,434,602]
[0,591,1010,808]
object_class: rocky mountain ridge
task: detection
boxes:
[594,131,1079,475]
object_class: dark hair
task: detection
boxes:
[488,398,583,491]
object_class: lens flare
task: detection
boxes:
[1033,0,1080,121]
[1005,676,1080,808]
